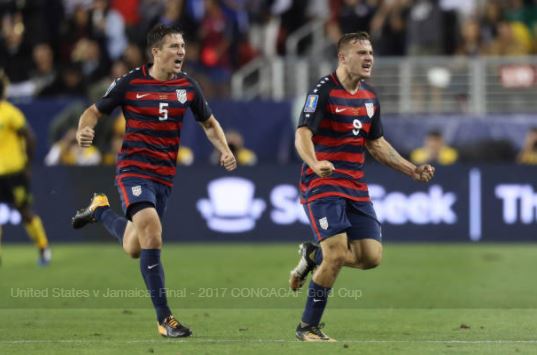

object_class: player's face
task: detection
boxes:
[155,33,186,74]
[343,39,374,79]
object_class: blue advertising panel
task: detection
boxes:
[1,165,536,243]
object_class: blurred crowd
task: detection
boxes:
[1,0,537,167]
[1,0,537,101]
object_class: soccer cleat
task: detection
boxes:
[158,315,192,338]
[38,247,52,266]
[289,242,319,291]
[296,323,335,342]
[72,193,110,229]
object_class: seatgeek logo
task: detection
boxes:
[197,177,266,233]
[196,177,457,233]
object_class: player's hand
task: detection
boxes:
[76,127,95,147]
[312,160,335,178]
[220,152,237,171]
[412,164,435,182]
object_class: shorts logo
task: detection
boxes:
[131,185,142,197]
[365,102,375,118]
[304,95,319,113]
[319,217,329,230]
[176,89,187,103]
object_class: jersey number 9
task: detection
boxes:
[352,119,362,136]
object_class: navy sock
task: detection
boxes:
[95,207,127,244]
[301,280,331,326]
[314,247,323,266]
[140,249,171,323]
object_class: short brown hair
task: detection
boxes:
[337,32,371,54]
[147,24,183,51]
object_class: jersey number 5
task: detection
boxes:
[352,119,362,136]
[159,102,169,121]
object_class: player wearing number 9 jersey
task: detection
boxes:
[297,72,383,204]
[71,24,237,338]
[289,32,436,342]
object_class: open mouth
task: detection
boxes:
[174,59,183,65]
[362,63,371,69]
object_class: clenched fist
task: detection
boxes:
[220,152,237,171]
[76,127,95,148]
[312,160,335,178]
[412,164,435,183]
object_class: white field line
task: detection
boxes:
[2,339,537,345]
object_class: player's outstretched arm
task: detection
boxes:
[76,104,103,148]
[199,115,237,171]
[365,136,435,183]
[295,127,334,177]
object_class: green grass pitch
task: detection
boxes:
[1,243,536,354]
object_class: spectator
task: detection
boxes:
[211,129,257,166]
[247,0,281,58]
[198,0,233,97]
[0,12,33,83]
[410,130,458,165]
[91,0,128,60]
[44,127,101,166]
[71,38,110,83]
[456,17,483,56]
[59,4,92,64]
[39,63,86,97]
[7,42,58,97]
[406,0,444,55]
[147,0,198,42]
[517,127,537,164]
[483,20,531,55]
[370,0,410,56]
[122,42,145,69]
[327,0,378,46]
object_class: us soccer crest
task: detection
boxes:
[365,102,375,118]
[132,185,142,197]
[176,89,187,104]
[319,217,329,230]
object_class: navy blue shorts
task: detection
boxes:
[303,197,382,242]
[115,176,171,220]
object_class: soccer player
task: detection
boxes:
[289,32,435,341]
[71,25,237,338]
[0,70,51,266]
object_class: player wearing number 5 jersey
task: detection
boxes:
[289,32,436,341]
[71,24,236,338]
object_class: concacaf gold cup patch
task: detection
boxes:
[304,95,319,113]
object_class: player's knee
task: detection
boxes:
[138,225,162,249]
[361,252,382,270]
[141,234,162,249]
[323,251,347,269]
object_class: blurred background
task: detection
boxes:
[1,0,537,243]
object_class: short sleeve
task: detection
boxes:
[189,79,212,122]
[297,88,329,134]
[368,99,384,140]
[95,76,129,114]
